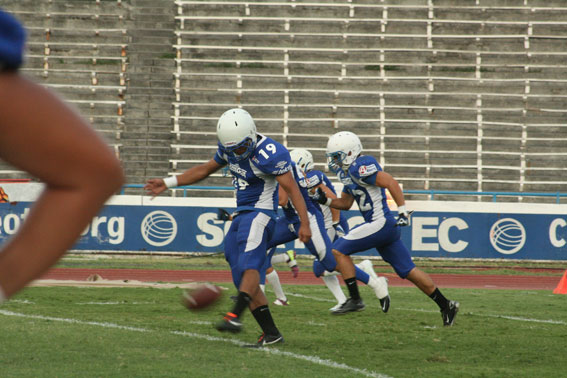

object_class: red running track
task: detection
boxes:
[40,268,563,291]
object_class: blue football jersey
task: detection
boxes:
[0,9,26,70]
[214,133,291,217]
[339,155,393,223]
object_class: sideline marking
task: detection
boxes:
[0,309,391,378]
[76,301,154,305]
[287,292,335,302]
[398,307,566,326]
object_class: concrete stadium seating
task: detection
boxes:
[2,0,567,201]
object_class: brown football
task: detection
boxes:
[182,283,222,311]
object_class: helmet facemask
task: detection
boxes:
[224,137,255,161]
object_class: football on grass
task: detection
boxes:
[182,283,222,311]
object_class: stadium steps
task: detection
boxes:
[121,0,176,185]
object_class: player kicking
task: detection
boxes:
[217,209,299,306]
[318,131,460,326]
[145,109,311,346]
[290,148,390,313]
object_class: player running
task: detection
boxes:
[145,109,312,346]
[290,148,390,313]
[317,131,460,326]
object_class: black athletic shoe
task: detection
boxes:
[243,332,284,348]
[380,295,391,313]
[331,298,365,315]
[441,300,460,326]
[215,313,242,333]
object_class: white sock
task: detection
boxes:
[0,286,6,304]
[266,270,286,301]
[260,284,265,293]
[322,275,347,304]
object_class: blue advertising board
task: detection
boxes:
[1,200,567,260]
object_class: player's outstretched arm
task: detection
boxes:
[144,159,223,197]
[276,171,311,243]
[0,72,124,299]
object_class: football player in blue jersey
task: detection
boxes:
[260,159,371,314]
[0,9,124,304]
[290,148,390,313]
[145,109,312,346]
[317,131,460,326]
[216,208,298,307]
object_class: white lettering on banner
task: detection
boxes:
[438,218,469,253]
[549,218,566,248]
[413,217,469,252]
[196,213,225,247]
[80,216,125,244]
[0,209,30,236]
[412,217,439,251]
[107,217,125,245]
[3,214,20,234]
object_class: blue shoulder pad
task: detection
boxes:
[305,171,321,189]
[250,139,291,175]
[350,155,381,180]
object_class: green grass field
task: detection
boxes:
[1,279,566,377]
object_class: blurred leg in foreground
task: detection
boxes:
[0,72,124,301]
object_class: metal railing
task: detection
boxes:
[121,184,567,203]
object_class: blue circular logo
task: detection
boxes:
[489,218,525,255]
[141,210,177,247]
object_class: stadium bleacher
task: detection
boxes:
[2,0,567,201]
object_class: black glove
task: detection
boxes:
[315,187,331,206]
[217,208,231,221]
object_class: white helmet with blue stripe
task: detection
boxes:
[290,148,314,172]
[216,108,257,161]
[326,131,362,172]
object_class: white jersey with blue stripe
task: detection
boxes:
[338,155,393,223]
[305,170,336,230]
[214,133,292,217]
[281,162,319,223]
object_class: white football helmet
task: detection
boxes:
[216,108,257,160]
[290,148,314,172]
[326,131,362,172]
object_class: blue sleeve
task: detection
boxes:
[0,10,26,70]
[252,142,292,176]
[214,148,227,166]
[352,156,382,185]
[305,171,322,189]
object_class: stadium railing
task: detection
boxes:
[120,183,567,204]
